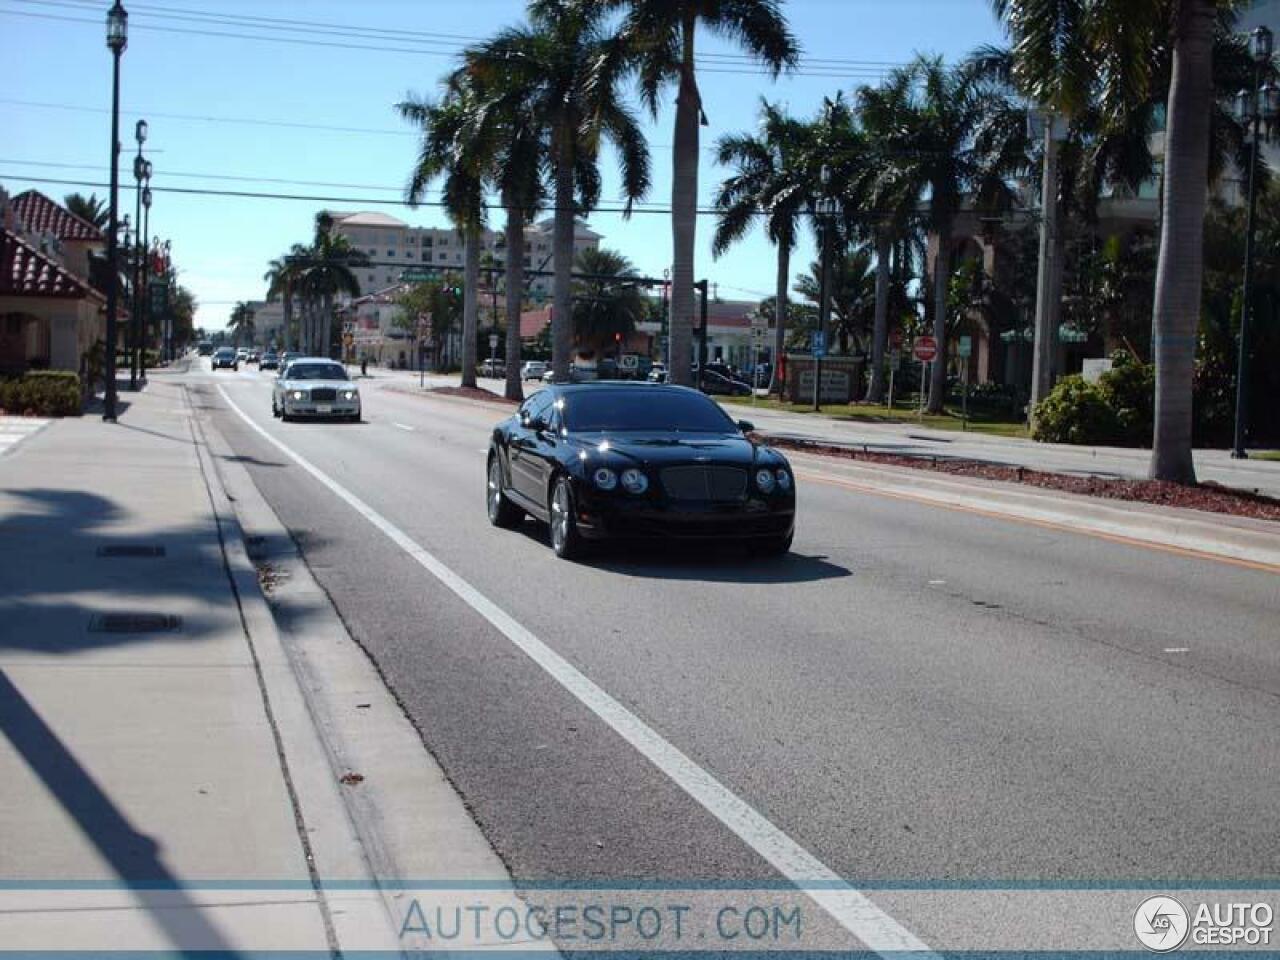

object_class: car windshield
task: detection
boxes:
[215,349,234,357]
[287,363,348,381]
[561,388,737,433]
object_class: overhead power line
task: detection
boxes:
[0,0,908,80]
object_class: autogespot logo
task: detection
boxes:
[1134,896,1190,952]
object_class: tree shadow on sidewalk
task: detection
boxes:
[0,669,243,954]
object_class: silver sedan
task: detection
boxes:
[271,358,361,422]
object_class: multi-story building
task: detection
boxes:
[325,211,601,302]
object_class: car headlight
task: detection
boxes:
[775,469,792,491]
[621,468,648,494]
[291,390,305,400]
[755,468,776,493]
[342,390,358,401]
[593,467,618,491]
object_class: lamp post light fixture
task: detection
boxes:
[103,0,128,421]
[1231,25,1277,460]
[141,175,153,377]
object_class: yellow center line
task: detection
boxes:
[795,468,1280,576]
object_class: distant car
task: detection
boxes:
[197,341,214,357]
[647,363,667,383]
[486,383,795,559]
[247,350,260,364]
[272,357,361,422]
[699,369,752,397]
[212,347,238,370]
[521,361,547,381]
[236,348,249,362]
[480,358,506,378]
[281,351,302,369]
[259,351,280,370]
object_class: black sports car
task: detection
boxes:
[487,382,796,559]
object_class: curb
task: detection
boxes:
[782,448,1280,572]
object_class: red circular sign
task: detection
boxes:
[913,336,938,363]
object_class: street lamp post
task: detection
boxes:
[103,0,127,421]
[140,172,153,375]
[129,120,147,389]
[1232,26,1278,460]
[813,165,838,412]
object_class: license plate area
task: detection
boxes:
[316,404,332,414]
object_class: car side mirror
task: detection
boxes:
[737,420,755,434]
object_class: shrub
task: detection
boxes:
[1031,375,1119,444]
[1098,350,1154,445]
[0,371,83,417]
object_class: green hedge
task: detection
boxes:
[1031,375,1118,444]
[0,371,82,417]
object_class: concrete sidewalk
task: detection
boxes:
[0,378,395,952]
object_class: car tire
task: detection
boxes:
[548,475,585,560]
[348,412,361,423]
[751,532,793,558]
[281,409,292,423]
[487,456,523,529]
[272,400,280,418]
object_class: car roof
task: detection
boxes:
[548,381,704,396]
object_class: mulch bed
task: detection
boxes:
[757,435,1280,523]
[427,386,519,406]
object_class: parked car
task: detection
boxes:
[699,369,752,397]
[521,361,548,381]
[259,351,280,370]
[486,383,794,559]
[272,357,361,422]
[480,358,506,378]
[647,363,667,383]
[212,347,239,371]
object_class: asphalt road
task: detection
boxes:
[192,361,1279,944]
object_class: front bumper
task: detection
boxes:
[283,399,360,418]
[573,489,794,542]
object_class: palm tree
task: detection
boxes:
[64,192,109,230]
[399,87,487,388]
[571,247,646,352]
[464,1,651,383]
[991,0,1231,481]
[870,55,1029,412]
[264,244,308,353]
[611,0,798,387]
[793,246,878,356]
[856,71,933,403]
[712,99,811,394]
[302,214,368,360]
[228,301,255,345]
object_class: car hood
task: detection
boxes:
[567,431,780,469]
[279,379,358,392]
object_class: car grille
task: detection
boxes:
[661,466,747,501]
[310,388,337,402]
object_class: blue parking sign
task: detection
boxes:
[811,331,826,358]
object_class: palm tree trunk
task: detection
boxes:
[769,242,790,396]
[282,291,293,353]
[552,127,575,382]
[504,208,526,402]
[867,231,892,403]
[1150,0,1214,483]
[668,15,700,388]
[461,226,480,389]
[927,227,951,413]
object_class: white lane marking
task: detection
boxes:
[393,422,416,432]
[215,385,935,956]
[928,580,947,586]
[1164,647,1190,654]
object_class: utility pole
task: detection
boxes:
[1029,109,1067,422]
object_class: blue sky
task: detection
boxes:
[3,0,1004,330]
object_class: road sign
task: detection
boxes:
[620,354,638,370]
[489,334,499,350]
[889,348,901,369]
[811,331,826,358]
[958,335,972,358]
[913,335,938,363]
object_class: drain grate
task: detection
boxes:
[89,613,182,634]
[96,545,166,558]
